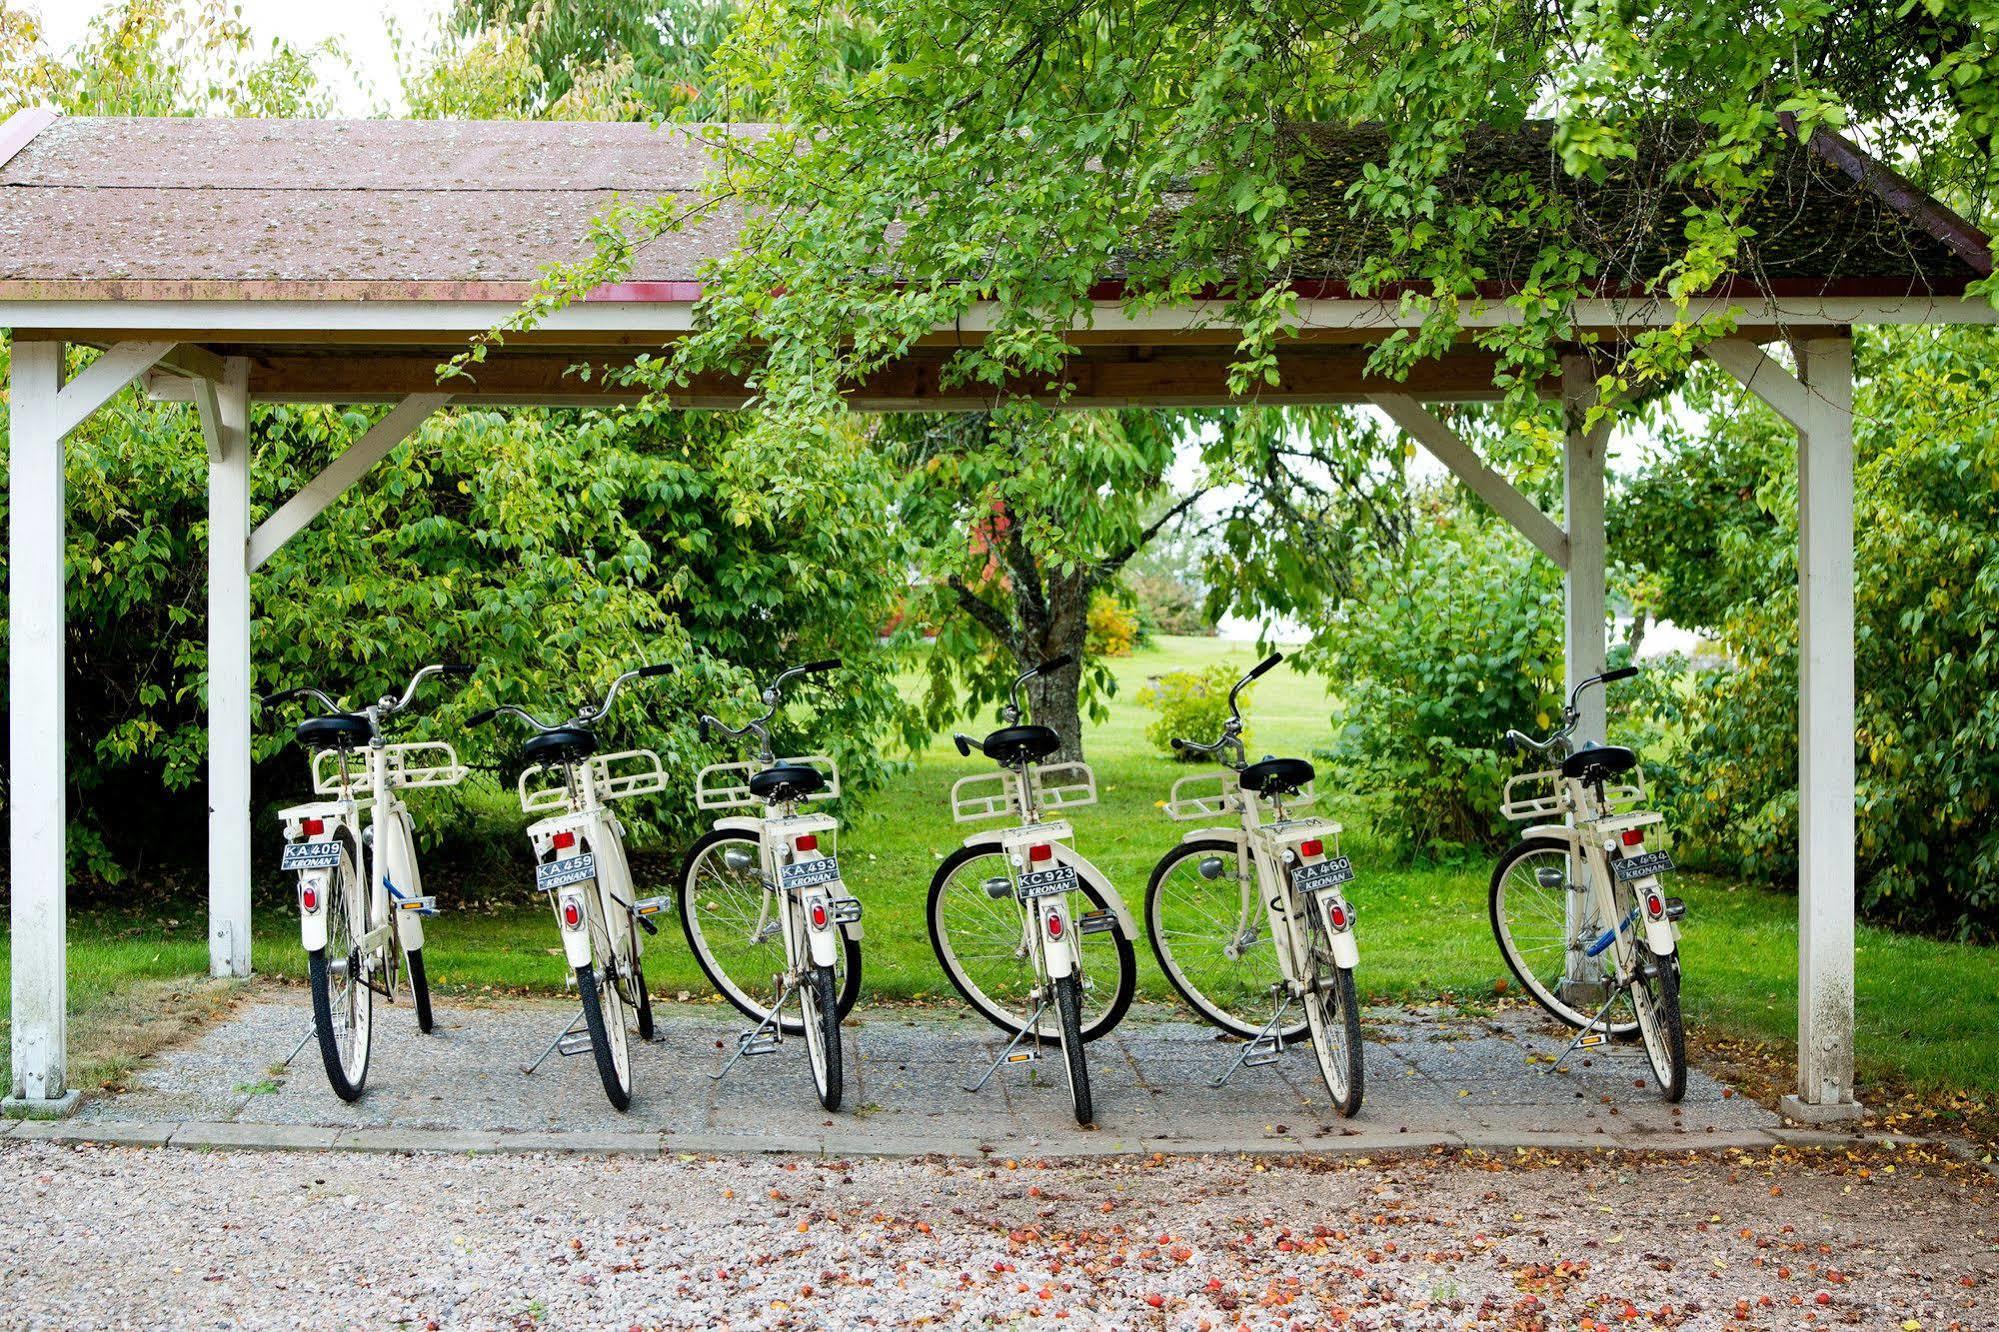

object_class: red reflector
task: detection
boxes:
[1028,844,1054,863]
[1045,912,1063,938]
[796,834,818,853]
[553,831,576,850]
[1621,828,1644,847]
[302,818,324,836]
[301,886,318,911]
[1299,839,1324,859]
[1330,905,1347,930]
[562,901,581,928]
[811,902,828,928]
[1647,893,1664,917]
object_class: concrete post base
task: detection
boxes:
[1779,1093,1866,1126]
[3,1090,82,1120]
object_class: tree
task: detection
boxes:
[893,405,1407,760]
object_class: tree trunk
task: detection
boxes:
[1022,575,1091,763]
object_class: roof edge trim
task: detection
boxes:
[1784,112,1995,279]
[0,107,58,174]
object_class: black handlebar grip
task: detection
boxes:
[1602,665,1640,683]
[261,688,302,707]
[799,658,841,675]
[1037,654,1074,675]
[1170,737,1187,751]
[465,708,498,728]
[1248,651,1283,680]
[698,716,711,743]
[636,663,674,679]
[440,663,475,678]
[953,734,974,758]
[1499,733,1516,756]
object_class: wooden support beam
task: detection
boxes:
[1559,356,1613,1006]
[1370,393,1570,568]
[248,393,449,570]
[199,358,254,979]
[45,339,175,439]
[1704,339,1810,431]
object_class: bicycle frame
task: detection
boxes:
[1163,768,1360,982]
[1501,763,1681,965]
[520,750,667,975]
[697,757,862,974]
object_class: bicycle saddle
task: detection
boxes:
[980,725,1061,766]
[1240,756,1315,797]
[1561,742,1637,780]
[748,763,826,802]
[294,714,370,750]
[522,727,598,764]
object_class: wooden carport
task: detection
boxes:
[2,110,1992,1122]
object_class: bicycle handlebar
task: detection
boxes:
[701,658,842,759]
[1171,653,1279,769]
[474,664,669,738]
[954,733,975,757]
[1506,665,1642,758]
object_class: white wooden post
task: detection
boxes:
[1561,357,1610,1005]
[200,358,254,978]
[1784,335,1862,1119]
[6,341,73,1112]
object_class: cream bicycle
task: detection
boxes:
[471,664,674,1110]
[930,656,1137,1126]
[1147,653,1364,1115]
[270,663,473,1101]
[1496,665,1688,1102]
[682,658,863,1111]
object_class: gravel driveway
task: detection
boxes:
[1,1139,1991,1329]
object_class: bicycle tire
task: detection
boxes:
[1054,973,1093,1126]
[801,963,844,1111]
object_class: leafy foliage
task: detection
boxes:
[1085,592,1140,659]
[1624,329,1999,935]
[1138,665,1251,764]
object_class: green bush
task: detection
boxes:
[1622,329,1999,936]
[1304,495,1566,858]
[1139,664,1250,760]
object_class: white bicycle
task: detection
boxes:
[683,659,863,1111]
[270,663,473,1101]
[931,656,1137,1126]
[471,665,674,1110]
[1496,665,1688,1102]
[1147,652,1365,1116]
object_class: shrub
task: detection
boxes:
[1140,664,1251,760]
[1128,570,1216,637]
[1086,589,1142,657]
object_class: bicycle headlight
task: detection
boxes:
[722,847,757,874]
[1197,856,1226,880]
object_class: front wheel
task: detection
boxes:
[800,964,844,1111]
[576,966,633,1111]
[680,830,861,1032]
[928,845,1135,1042]
[1490,838,1637,1036]
[1053,973,1092,1126]
[406,947,434,1034]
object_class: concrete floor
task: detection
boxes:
[11,993,1786,1157]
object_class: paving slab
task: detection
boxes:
[10,1118,176,1146]
[40,993,1784,1157]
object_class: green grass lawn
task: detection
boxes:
[7,634,1999,1114]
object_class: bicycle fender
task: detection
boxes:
[713,815,765,837]
[552,884,594,969]
[1179,825,1248,850]
[1033,894,1078,978]
[1638,894,1678,956]
[296,868,332,951]
[1522,824,1583,849]
[377,808,425,952]
[1330,922,1360,970]
[800,892,842,966]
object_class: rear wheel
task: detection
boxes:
[576,965,632,1111]
[680,830,861,1031]
[1630,947,1687,1103]
[307,832,371,1100]
[1302,964,1364,1118]
[928,845,1135,1041]
[1053,973,1093,1126]
[800,963,843,1111]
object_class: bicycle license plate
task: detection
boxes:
[1292,856,1355,892]
[779,856,842,892]
[537,852,597,891]
[1018,864,1078,900]
[1613,849,1675,882]
[280,841,342,871]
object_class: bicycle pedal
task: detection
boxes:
[556,1032,595,1057]
[1004,1048,1038,1065]
[830,897,863,925]
[1242,1036,1284,1067]
[395,895,438,915]
[1076,909,1116,936]
[632,895,671,919]
[737,1030,782,1057]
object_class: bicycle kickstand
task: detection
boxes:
[522,1008,590,1076]
[282,1021,317,1068]
[964,996,1051,1094]
[713,973,794,1081]
[1547,982,1625,1076]
[1212,983,1295,1089]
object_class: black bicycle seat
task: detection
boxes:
[748,763,827,802]
[1562,743,1637,780]
[979,725,1061,766]
[294,714,370,750]
[1240,756,1315,797]
[523,727,598,764]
